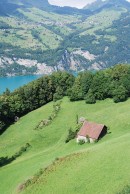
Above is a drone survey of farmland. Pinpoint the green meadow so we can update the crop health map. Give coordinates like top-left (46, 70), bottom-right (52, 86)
top-left (0, 7), bottom-right (125, 52)
top-left (78, 8), bottom-right (126, 36)
top-left (0, 97), bottom-right (130, 194)
top-left (0, 7), bottom-right (79, 51)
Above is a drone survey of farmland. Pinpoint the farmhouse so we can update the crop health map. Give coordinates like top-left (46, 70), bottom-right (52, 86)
top-left (77, 121), bottom-right (107, 143)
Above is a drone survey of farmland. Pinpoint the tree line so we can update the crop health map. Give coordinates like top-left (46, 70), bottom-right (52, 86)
top-left (70, 65), bottom-right (130, 103)
top-left (0, 71), bottom-right (74, 133)
top-left (0, 64), bottom-right (130, 133)
top-left (69, 64), bottom-right (130, 104)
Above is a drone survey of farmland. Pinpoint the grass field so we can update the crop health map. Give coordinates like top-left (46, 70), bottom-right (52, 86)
top-left (0, 97), bottom-right (130, 194)
top-left (0, 7), bottom-right (79, 51)
top-left (0, 7), bottom-right (125, 53)
top-left (78, 8), bottom-right (126, 36)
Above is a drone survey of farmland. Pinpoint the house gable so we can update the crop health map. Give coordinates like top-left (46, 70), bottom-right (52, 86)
top-left (77, 121), bottom-right (106, 140)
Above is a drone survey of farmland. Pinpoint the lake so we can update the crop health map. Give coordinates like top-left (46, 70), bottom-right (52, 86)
top-left (0, 75), bottom-right (42, 94)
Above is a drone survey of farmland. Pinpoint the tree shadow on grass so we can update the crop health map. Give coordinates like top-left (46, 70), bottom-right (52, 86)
top-left (0, 143), bottom-right (31, 168)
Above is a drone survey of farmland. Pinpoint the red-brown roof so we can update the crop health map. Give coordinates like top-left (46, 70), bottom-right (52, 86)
top-left (78, 121), bottom-right (105, 140)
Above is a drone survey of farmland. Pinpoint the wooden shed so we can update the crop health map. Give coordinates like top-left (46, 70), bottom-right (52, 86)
top-left (77, 121), bottom-right (107, 143)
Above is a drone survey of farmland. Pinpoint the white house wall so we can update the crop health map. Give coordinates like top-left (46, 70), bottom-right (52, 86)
top-left (77, 135), bottom-right (89, 143)
top-left (77, 136), bottom-right (97, 143)
top-left (89, 138), bottom-right (97, 143)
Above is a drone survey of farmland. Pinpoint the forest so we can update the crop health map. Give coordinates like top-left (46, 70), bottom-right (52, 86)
top-left (0, 64), bottom-right (130, 134)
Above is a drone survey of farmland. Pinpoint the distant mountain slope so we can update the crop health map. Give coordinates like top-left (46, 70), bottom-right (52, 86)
top-left (0, 0), bottom-right (91, 15)
top-left (84, 0), bottom-right (130, 11)
top-left (0, 0), bottom-right (21, 16)
top-left (0, 0), bottom-right (130, 76)
top-left (7, 0), bottom-right (50, 9)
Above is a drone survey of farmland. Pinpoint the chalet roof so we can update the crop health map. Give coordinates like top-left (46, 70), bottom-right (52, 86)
top-left (77, 121), bottom-right (105, 140)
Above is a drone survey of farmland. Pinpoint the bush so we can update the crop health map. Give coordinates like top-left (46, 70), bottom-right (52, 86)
top-left (53, 93), bottom-right (63, 102)
top-left (65, 128), bottom-right (76, 143)
top-left (113, 85), bottom-right (128, 103)
top-left (53, 87), bottom-right (64, 102)
top-left (65, 123), bottom-right (82, 143)
top-left (35, 102), bottom-right (61, 129)
top-left (78, 139), bottom-right (85, 145)
top-left (85, 89), bottom-right (96, 104)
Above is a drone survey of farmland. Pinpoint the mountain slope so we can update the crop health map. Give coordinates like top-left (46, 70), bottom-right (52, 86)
top-left (0, 0), bottom-right (21, 16)
top-left (0, 0), bottom-right (130, 76)
top-left (0, 97), bottom-right (130, 194)
top-left (84, 0), bottom-right (130, 11)
top-left (22, 134), bottom-right (130, 194)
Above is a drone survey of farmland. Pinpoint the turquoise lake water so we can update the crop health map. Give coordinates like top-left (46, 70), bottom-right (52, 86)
top-left (0, 75), bottom-right (42, 94)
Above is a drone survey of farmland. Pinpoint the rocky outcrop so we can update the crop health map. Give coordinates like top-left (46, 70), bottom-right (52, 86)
top-left (56, 49), bottom-right (100, 72)
top-left (0, 57), bottom-right (54, 76)
top-left (0, 49), bottom-right (105, 76)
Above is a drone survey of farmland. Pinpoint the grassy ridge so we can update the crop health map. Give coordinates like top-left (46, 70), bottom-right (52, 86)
top-left (0, 97), bottom-right (130, 194)
top-left (22, 134), bottom-right (130, 194)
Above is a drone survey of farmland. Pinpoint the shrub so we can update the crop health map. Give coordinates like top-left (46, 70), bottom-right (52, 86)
top-left (53, 93), bottom-right (63, 102)
top-left (65, 128), bottom-right (76, 143)
top-left (113, 85), bottom-right (128, 103)
top-left (53, 87), bottom-right (64, 102)
top-left (76, 114), bottom-right (79, 124)
top-left (85, 89), bottom-right (96, 104)
top-left (78, 139), bottom-right (85, 145)
top-left (86, 135), bottom-right (90, 143)
top-left (65, 123), bottom-right (82, 143)
top-left (35, 102), bottom-right (61, 130)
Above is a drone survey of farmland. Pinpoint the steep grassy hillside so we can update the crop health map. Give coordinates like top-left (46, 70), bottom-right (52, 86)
top-left (0, 97), bottom-right (130, 194)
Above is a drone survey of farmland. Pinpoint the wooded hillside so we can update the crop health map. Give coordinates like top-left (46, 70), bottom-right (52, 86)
top-left (1, 64), bottom-right (130, 133)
